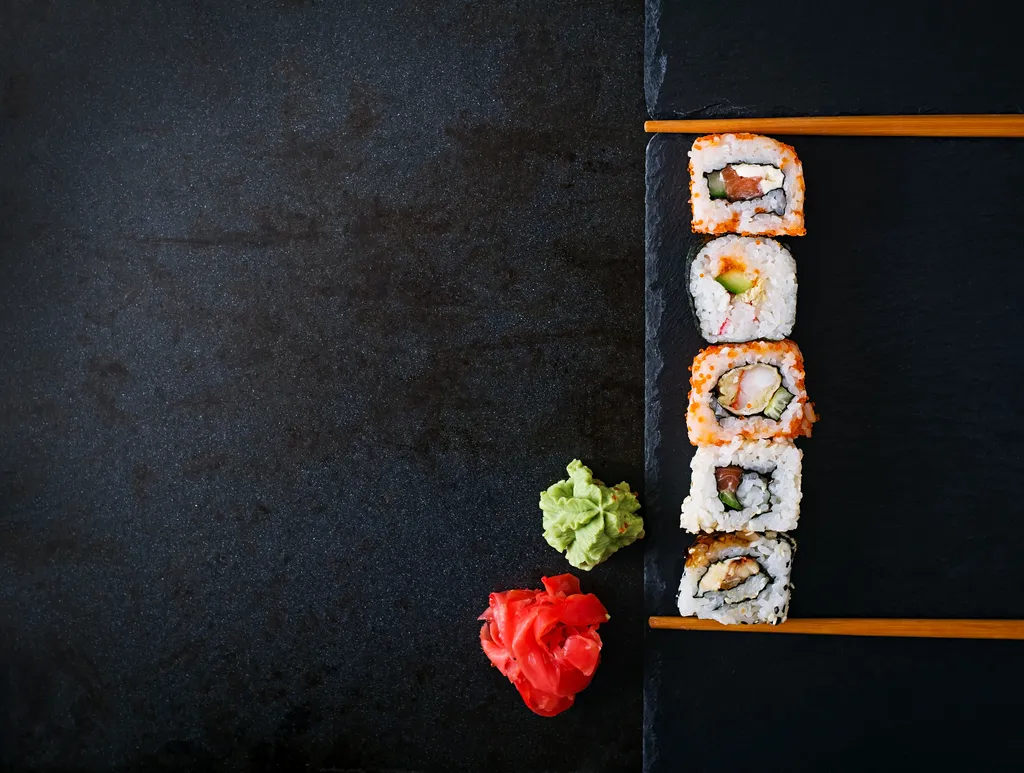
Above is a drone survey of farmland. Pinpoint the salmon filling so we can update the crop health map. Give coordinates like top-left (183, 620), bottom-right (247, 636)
top-left (706, 163), bottom-right (785, 201)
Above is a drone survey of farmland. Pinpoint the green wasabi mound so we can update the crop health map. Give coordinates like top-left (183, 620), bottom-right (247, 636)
top-left (539, 460), bottom-right (644, 571)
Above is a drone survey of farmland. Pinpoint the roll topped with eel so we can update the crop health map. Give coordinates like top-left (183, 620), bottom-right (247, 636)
top-left (677, 531), bottom-right (795, 625)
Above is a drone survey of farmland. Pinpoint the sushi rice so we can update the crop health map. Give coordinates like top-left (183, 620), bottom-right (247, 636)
top-left (689, 235), bottom-right (797, 343)
top-left (677, 530), bottom-right (795, 625)
top-left (680, 439), bottom-right (802, 533)
top-left (687, 339), bottom-right (817, 446)
top-left (689, 133), bottom-right (805, 236)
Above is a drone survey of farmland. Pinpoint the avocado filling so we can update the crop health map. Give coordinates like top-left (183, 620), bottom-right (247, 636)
top-left (715, 269), bottom-right (753, 295)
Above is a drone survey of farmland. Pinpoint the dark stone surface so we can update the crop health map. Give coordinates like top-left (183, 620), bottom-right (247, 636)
top-left (0, 1), bottom-right (645, 771)
top-left (645, 0), bottom-right (1024, 119)
top-left (644, 133), bottom-right (1024, 773)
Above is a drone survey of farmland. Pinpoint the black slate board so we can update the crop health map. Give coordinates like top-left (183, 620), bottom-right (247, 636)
top-left (645, 0), bottom-right (1024, 119)
top-left (644, 133), bottom-right (1024, 772)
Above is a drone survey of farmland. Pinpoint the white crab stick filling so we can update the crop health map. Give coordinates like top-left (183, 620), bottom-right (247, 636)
top-left (730, 164), bottom-right (785, 194)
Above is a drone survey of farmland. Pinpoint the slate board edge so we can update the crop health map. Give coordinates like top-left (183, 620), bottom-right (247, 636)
top-left (641, 132), bottom-right (663, 773)
top-left (643, 0), bottom-right (664, 120)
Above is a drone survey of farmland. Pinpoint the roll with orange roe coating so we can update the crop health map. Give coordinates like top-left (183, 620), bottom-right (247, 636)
top-left (689, 133), bottom-right (806, 237)
top-left (686, 339), bottom-right (817, 446)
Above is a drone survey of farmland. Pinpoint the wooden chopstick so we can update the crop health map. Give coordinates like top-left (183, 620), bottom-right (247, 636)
top-left (644, 115), bottom-right (1024, 137)
top-left (648, 616), bottom-right (1024, 640)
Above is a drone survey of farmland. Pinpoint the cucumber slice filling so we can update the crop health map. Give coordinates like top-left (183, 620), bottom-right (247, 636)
top-left (763, 387), bottom-right (793, 420)
top-left (718, 490), bottom-right (743, 511)
top-left (706, 170), bottom-right (727, 199)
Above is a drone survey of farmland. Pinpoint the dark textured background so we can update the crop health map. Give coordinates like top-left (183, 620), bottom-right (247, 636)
top-left (0, 1), bottom-right (644, 771)
top-left (645, 134), bottom-right (1024, 773)
top-left (645, 0), bottom-right (1024, 119)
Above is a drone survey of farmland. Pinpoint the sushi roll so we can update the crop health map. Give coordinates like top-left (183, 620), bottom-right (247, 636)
top-left (677, 530), bottom-right (795, 625)
top-left (680, 439), bottom-right (802, 534)
top-left (689, 235), bottom-right (797, 343)
top-left (687, 339), bottom-right (816, 446)
top-left (689, 133), bottom-right (805, 237)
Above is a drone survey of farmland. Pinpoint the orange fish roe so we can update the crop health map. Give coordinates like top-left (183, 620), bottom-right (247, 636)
top-left (689, 133), bottom-right (804, 237)
top-left (718, 256), bottom-right (745, 274)
top-left (686, 339), bottom-right (816, 446)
